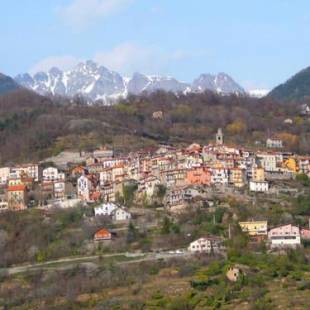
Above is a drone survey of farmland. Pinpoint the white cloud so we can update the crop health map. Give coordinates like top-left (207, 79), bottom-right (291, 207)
top-left (94, 42), bottom-right (188, 76)
top-left (29, 43), bottom-right (190, 77)
top-left (30, 56), bottom-right (81, 74)
top-left (94, 43), bottom-right (157, 75)
top-left (59, 0), bottom-right (133, 29)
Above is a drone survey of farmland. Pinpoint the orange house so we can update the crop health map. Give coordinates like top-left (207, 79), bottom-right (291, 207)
top-left (94, 228), bottom-right (112, 241)
top-left (186, 167), bottom-right (211, 186)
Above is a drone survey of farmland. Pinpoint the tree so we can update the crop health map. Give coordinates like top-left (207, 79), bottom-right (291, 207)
top-left (122, 184), bottom-right (138, 207)
top-left (126, 222), bottom-right (139, 243)
top-left (161, 217), bottom-right (172, 234)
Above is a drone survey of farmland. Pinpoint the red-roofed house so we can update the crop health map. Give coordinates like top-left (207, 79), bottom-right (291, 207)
top-left (7, 184), bottom-right (27, 210)
top-left (94, 228), bottom-right (112, 241)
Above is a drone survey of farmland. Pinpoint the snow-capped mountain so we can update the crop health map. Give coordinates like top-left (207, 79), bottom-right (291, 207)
top-left (248, 89), bottom-right (270, 98)
top-left (15, 60), bottom-right (246, 103)
top-left (192, 73), bottom-right (245, 94)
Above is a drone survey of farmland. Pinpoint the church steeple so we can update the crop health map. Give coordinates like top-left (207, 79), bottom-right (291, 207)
top-left (216, 128), bottom-right (223, 145)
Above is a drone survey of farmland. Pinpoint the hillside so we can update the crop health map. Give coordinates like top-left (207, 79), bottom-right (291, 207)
top-left (269, 67), bottom-right (310, 101)
top-left (0, 89), bottom-right (307, 165)
top-left (0, 73), bottom-right (20, 95)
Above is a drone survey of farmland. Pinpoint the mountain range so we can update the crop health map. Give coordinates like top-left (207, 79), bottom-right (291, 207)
top-left (15, 60), bottom-right (246, 102)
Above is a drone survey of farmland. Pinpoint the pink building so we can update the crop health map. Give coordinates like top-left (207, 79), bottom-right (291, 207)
top-left (301, 228), bottom-right (310, 240)
top-left (268, 224), bottom-right (301, 248)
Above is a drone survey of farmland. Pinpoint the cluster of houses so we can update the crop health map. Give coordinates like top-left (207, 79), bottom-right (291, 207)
top-left (239, 220), bottom-right (310, 248)
top-left (0, 129), bottom-right (310, 213)
top-left (187, 221), bottom-right (310, 254)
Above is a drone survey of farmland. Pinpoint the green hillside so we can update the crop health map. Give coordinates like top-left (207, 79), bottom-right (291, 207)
top-left (269, 67), bottom-right (310, 101)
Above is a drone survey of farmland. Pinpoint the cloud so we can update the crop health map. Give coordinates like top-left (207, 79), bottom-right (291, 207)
top-left (29, 43), bottom-right (190, 76)
top-left (59, 0), bottom-right (133, 29)
top-left (94, 42), bottom-right (188, 76)
top-left (30, 56), bottom-right (81, 74)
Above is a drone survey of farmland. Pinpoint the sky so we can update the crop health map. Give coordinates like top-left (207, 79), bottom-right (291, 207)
top-left (1, 0), bottom-right (310, 90)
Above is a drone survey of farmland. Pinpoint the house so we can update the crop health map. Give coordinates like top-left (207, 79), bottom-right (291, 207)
top-left (210, 167), bottom-right (229, 185)
top-left (138, 175), bottom-right (160, 197)
top-left (93, 147), bottom-right (114, 159)
top-left (301, 228), bottom-right (310, 240)
top-left (7, 184), bottom-right (28, 210)
top-left (266, 138), bottom-right (283, 149)
top-left (188, 236), bottom-right (223, 254)
top-left (111, 207), bottom-right (131, 221)
top-left (90, 191), bottom-right (101, 202)
top-left (0, 195), bottom-right (8, 212)
top-left (94, 202), bottom-right (118, 216)
top-left (77, 175), bottom-right (92, 201)
top-left (42, 167), bottom-right (65, 182)
top-left (152, 111), bottom-right (163, 120)
top-left (186, 143), bottom-right (202, 154)
top-left (165, 186), bottom-right (185, 207)
top-left (99, 168), bottom-right (112, 186)
top-left (101, 182), bottom-right (116, 202)
top-left (71, 166), bottom-right (87, 178)
top-left (239, 221), bottom-right (268, 238)
top-left (160, 169), bottom-right (187, 188)
top-left (94, 228), bottom-right (112, 241)
top-left (284, 118), bottom-right (293, 125)
top-left (13, 164), bottom-right (39, 182)
top-left (268, 224), bottom-right (301, 248)
top-left (297, 157), bottom-right (310, 175)
top-left (0, 167), bottom-right (10, 186)
top-left (301, 104), bottom-right (310, 116)
top-left (252, 167), bottom-right (265, 182)
top-left (229, 168), bottom-right (245, 188)
top-left (283, 158), bottom-right (298, 173)
top-left (226, 266), bottom-right (242, 282)
top-left (186, 167), bottom-right (211, 186)
top-left (257, 153), bottom-right (278, 172)
top-left (54, 181), bottom-right (66, 199)
top-left (249, 180), bottom-right (269, 192)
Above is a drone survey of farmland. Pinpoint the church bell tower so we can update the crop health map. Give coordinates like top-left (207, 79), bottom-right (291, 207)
top-left (216, 128), bottom-right (223, 145)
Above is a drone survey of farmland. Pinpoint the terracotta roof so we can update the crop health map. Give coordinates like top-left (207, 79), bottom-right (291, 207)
top-left (7, 184), bottom-right (26, 191)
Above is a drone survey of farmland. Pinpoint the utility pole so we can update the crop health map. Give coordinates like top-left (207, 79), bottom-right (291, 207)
top-left (228, 224), bottom-right (231, 239)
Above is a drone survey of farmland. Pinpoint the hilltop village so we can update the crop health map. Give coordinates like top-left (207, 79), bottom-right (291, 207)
top-left (0, 128), bottom-right (309, 252)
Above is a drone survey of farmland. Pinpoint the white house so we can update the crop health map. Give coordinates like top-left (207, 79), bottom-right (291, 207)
top-left (139, 176), bottom-right (160, 197)
top-left (268, 224), bottom-right (301, 248)
top-left (0, 167), bottom-right (10, 186)
top-left (43, 167), bottom-right (65, 182)
top-left (54, 181), bottom-right (66, 198)
top-left (257, 154), bottom-right (277, 172)
top-left (188, 237), bottom-right (223, 254)
top-left (249, 180), bottom-right (269, 192)
top-left (266, 138), bottom-right (283, 149)
top-left (112, 207), bottom-right (131, 221)
top-left (12, 164), bottom-right (39, 182)
top-left (94, 202), bottom-right (118, 216)
top-left (77, 175), bottom-right (92, 201)
top-left (210, 168), bottom-right (229, 185)
top-left (99, 169), bottom-right (112, 186)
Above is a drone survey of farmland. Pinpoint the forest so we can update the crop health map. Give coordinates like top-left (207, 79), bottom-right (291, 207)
top-left (0, 89), bottom-right (309, 165)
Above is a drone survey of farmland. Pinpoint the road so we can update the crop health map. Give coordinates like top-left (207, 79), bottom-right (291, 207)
top-left (0, 250), bottom-right (191, 276)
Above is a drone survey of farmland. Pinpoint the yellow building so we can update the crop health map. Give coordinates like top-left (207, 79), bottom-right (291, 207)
top-left (252, 167), bottom-right (265, 182)
top-left (229, 168), bottom-right (245, 188)
top-left (239, 221), bottom-right (268, 236)
top-left (284, 157), bottom-right (298, 173)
